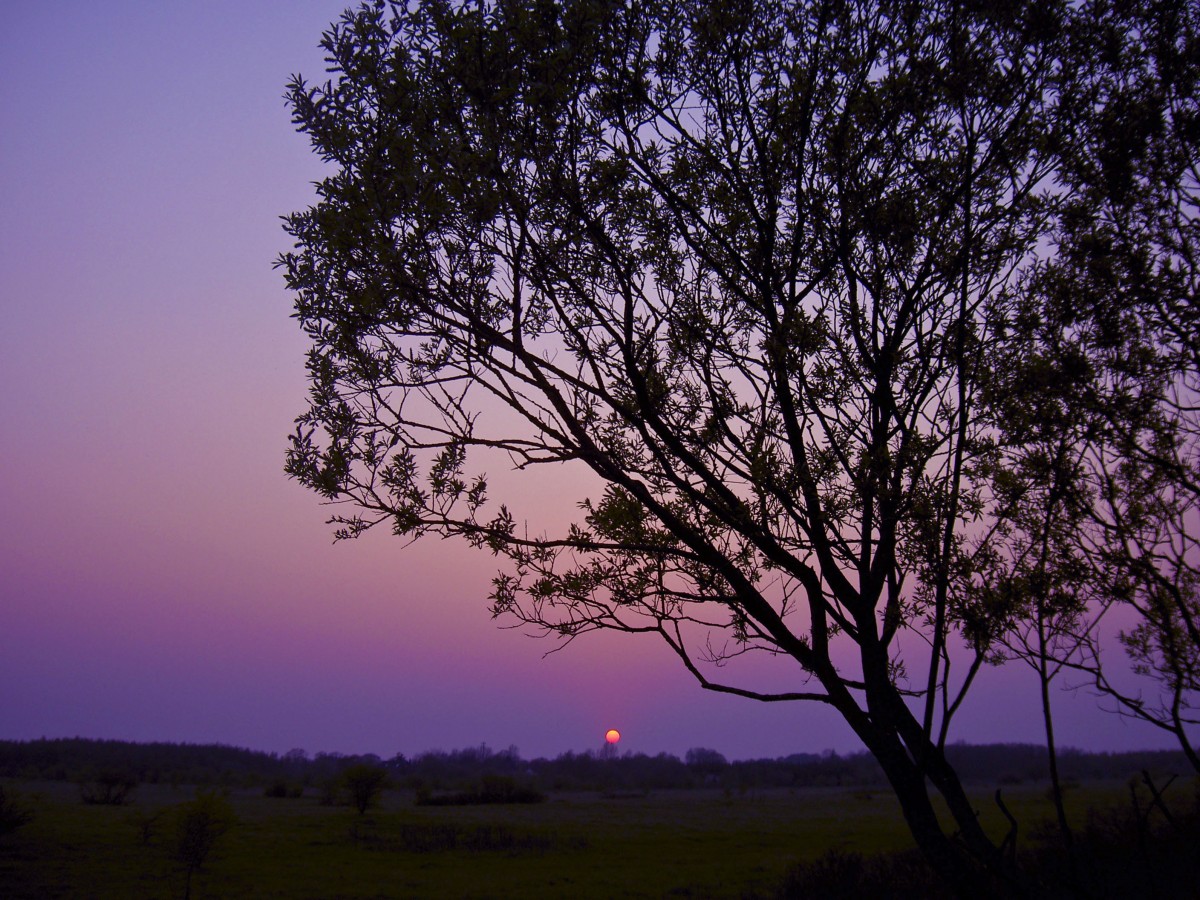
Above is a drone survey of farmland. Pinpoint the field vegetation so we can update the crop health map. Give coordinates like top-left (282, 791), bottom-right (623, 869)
top-left (2, 773), bottom-right (1197, 898)
top-left (3, 739), bottom-right (1198, 896)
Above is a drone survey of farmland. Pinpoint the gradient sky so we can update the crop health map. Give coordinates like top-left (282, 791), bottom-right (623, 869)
top-left (0, 1), bottom-right (1188, 762)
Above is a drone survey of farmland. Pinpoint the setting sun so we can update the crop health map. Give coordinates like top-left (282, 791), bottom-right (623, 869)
top-left (604, 729), bottom-right (621, 744)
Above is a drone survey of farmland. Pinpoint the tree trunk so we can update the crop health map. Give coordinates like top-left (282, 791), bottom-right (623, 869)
top-left (834, 689), bottom-right (1026, 897)
top-left (836, 649), bottom-right (1027, 897)
top-left (867, 731), bottom-right (1006, 894)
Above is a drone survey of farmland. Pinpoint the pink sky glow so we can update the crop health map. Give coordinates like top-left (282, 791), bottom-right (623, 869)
top-left (0, 1), bottom-right (1190, 762)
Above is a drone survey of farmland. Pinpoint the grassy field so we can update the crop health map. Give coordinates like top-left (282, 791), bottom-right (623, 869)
top-left (0, 779), bottom-right (1135, 899)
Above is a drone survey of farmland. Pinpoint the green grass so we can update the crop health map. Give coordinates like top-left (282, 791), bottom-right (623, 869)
top-left (0, 780), bottom-right (1125, 899)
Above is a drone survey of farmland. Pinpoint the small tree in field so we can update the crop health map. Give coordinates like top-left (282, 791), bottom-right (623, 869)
top-left (281, 0), bottom-right (1198, 892)
top-left (171, 790), bottom-right (235, 900)
top-left (342, 763), bottom-right (388, 815)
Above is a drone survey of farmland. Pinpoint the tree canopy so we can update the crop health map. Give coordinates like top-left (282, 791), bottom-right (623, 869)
top-left (281, 0), bottom-right (1198, 891)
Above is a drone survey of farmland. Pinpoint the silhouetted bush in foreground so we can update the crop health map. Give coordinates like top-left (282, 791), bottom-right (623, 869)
top-left (776, 777), bottom-right (1200, 899)
top-left (1022, 778), bottom-right (1200, 899)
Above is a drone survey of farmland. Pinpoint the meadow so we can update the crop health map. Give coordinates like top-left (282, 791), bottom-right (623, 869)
top-left (0, 778), bottom-right (1148, 899)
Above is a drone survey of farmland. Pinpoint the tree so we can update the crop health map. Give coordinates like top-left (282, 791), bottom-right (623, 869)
top-left (342, 762), bottom-right (389, 815)
top-left (280, 0), bottom-right (1193, 891)
top-left (170, 790), bottom-right (235, 900)
top-left (1054, 0), bottom-right (1200, 773)
top-left (985, 0), bottom-right (1200, 775)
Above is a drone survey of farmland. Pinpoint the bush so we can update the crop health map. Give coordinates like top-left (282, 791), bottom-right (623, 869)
top-left (775, 781), bottom-right (1200, 900)
top-left (1023, 779), bottom-right (1200, 898)
top-left (79, 769), bottom-right (137, 805)
top-left (263, 778), bottom-right (303, 799)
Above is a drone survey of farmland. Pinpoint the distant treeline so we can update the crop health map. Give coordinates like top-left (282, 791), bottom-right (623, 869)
top-left (0, 737), bottom-right (1189, 793)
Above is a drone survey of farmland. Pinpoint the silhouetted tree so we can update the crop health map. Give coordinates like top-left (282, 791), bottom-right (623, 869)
top-left (1056, 0), bottom-right (1200, 774)
top-left (280, 0), bottom-right (1197, 891)
top-left (342, 763), bottom-right (388, 814)
top-left (170, 790), bottom-right (235, 900)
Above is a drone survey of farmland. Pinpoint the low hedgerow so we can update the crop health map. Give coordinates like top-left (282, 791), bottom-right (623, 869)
top-left (415, 774), bottom-right (544, 807)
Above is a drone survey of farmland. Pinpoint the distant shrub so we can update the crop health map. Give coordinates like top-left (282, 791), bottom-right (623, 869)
top-left (263, 779), bottom-right (287, 798)
top-left (263, 778), bottom-right (303, 799)
top-left (0, 784), bottom-right (35, 837)
top-left (79, 769), bottom-right (137, 805)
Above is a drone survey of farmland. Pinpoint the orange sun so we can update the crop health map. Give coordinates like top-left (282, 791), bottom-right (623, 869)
top-left (605, 728), bottom-right (621, 744)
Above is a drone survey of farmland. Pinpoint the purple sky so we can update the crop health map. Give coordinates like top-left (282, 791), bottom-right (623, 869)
top-left (0, 1), bottom-right (1188, 762)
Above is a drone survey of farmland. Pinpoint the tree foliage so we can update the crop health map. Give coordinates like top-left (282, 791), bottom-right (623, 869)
top-left (281, 0), bottom-right (1198, 890)
top-left (982, 0), bottom-right (1200, 771)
